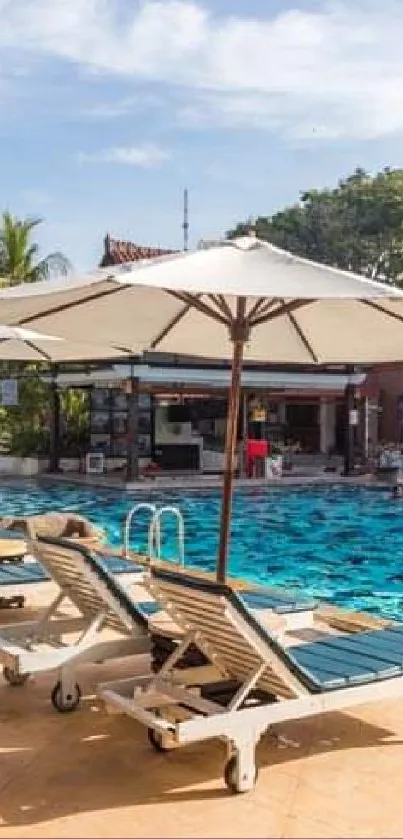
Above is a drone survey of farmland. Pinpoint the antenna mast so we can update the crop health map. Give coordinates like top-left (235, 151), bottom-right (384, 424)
top-left (182, 188), bottom-right (189, 251)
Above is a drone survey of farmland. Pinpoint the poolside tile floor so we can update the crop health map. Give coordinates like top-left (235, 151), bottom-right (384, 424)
top-left (1, 587), bottom-right (403, 838)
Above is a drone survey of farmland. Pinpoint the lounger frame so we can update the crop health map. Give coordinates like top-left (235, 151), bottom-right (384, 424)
top-left (98, 568), bottom-right (403, 793)
top-left (0, 536), bottom-right (150, 709)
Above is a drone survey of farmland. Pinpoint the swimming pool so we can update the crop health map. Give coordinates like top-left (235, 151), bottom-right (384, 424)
top-left (1, 480), bottom-right (403, 620)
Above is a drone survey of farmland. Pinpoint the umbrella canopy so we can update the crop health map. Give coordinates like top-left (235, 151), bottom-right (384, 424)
top-left (2, 233), bottom-right (403, 581)
top-left (1, 236), bottom-right (403, 364)
top-left (0, 325), bottom-right (132, 363)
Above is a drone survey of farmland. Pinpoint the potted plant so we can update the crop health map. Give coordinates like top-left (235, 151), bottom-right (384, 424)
top-left (8, 426), bottom-right (49, 475)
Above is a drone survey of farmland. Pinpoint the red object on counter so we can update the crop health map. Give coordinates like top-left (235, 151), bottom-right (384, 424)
top-left (247, 439), bottom-right (269, 459)
top-left (246, 438), bottom-right (270, 477)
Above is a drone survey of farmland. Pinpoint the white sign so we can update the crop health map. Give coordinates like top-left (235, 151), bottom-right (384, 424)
top-left (1, 379), bottom-right (18, 407)
top-left (349, 409), bottom-right (359, 426)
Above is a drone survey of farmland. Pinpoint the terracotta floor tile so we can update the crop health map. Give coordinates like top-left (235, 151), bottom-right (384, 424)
top-left (2, 602), bottom-right (403, 839)
top-left (282, 814), bottom-right (354, 838)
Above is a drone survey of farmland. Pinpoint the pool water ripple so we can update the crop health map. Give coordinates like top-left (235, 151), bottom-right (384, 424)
top-left (2, 481), bottom-right (403, 620)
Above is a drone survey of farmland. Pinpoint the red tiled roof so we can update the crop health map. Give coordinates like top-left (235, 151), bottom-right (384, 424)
top-left (100, 234), bottom-right (177, 267)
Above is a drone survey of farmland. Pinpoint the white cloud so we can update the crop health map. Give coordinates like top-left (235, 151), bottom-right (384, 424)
top-left (77, 143), bottom-right (170, 167)
top-left (80, 93), bottom-right (162, 119)
top-left (1, 0), bottom-right (403, 141)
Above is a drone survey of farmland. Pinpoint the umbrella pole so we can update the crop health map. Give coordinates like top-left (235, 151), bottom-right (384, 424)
top-left (217, 297), bottom-right (247, 583)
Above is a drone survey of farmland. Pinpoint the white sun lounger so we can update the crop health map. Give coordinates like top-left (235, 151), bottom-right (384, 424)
top-left (0, 535), bottom-right (151, 712)
top-left (99, 565), bottom-right (403, 794)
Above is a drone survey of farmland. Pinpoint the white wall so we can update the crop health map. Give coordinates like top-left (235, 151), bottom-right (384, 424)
top-left (154, 405), bottom-right (203, 470)
top-left (154, 405), bottom-right (196, 444)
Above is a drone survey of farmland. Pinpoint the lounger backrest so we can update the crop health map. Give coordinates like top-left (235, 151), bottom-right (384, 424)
top-left (33, 536), bottom-right (148, 635)
top-left (148, 567), bottom-right (310, 698)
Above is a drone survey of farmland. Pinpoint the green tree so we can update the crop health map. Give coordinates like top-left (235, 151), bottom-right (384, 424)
top-left (227, 168), bottom-right (403, 284)
top-left (0, 212), bottom-right (79, 457)
top-left (0, 212), bottom-right (71, 286)
top-left (60, 388), bottom-right (90, 454)
top-left (0, 370), bottom-right (51, 456)
top-left (0, 378), bottom-right (91, 459)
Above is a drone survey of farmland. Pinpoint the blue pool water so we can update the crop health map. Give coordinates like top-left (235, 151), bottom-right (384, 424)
top-left (2, 481), bottom-right (403, 620)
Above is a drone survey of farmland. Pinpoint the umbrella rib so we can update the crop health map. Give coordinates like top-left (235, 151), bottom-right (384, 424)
top-left (114, 344), bottom-right (138, 354)
top-left (17, 283), bottom-right (130, 327)
top-left (283, 301), bottom-right (318, 363)
top-left (251, 298), bottom-right (315, 327)
top-left (209, 295), bottom-right (233, 321)
top-left (218, 294), bottom-right (234, 320)
top-left (24, 340), bottom-right (51, 361)
top-left (167, 291), bottom-right (231, 326)
top-left (150, 294), bottom-right (201, 349)
top-left (361, 298), bottom-right (403, 325)
top-left (0, 335), bottom-right (49, 361)
top-left (248, 298), bottom-right (277, 324)
top-left (247, 297), bottom-right (266, 320)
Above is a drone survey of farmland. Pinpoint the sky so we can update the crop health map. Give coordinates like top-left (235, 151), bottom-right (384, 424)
top-left (1, 0), bottom-right (403, 271)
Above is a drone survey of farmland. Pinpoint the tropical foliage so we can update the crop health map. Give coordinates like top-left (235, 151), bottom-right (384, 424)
top-left (60, 388), bottom-right (90, 454)
top-left (227, 168), bottom-right (403, 285)
top-left (0, 380), bottom-right (90, 458)
top-left (0, 211), bottom-right (79, 457)
top-left (0, 373), bottom-right (51, 456)
top-left (0, 212), bottom-right (71, 286)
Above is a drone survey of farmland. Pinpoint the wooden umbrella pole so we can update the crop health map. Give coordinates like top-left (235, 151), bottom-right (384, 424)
top-left (217, 297), bottom-right (248, 583)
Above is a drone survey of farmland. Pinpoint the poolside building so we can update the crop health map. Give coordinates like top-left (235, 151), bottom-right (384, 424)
top-left (34, 237), bottom-right (384, 481)
top-left (45, 358), bottom-right (372, 480)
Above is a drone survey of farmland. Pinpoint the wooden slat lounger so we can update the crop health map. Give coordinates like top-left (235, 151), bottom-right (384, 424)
top-left (0, 536), bottom-right (151, 711)
top-left (98, 565), bottom-right (403, 794)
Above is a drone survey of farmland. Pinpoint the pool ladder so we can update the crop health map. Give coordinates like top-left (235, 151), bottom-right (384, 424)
top-left (122, 502), bottom-right (185, 567)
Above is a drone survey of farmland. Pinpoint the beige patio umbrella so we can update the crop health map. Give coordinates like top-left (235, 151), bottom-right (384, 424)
top-left (0, 325), bottom-right (132, 362)
top-left (2, 234), bottom-right (403, 580)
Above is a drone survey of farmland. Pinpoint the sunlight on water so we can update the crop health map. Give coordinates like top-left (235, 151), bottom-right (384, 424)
top-left (1, 480), bottom-right (403, 620)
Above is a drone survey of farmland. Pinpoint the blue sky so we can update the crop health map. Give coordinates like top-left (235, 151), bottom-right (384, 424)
top-left (0, 0), bottom-right (403, 270)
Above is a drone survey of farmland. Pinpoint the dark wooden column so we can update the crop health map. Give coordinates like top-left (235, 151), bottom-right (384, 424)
top-left (126, 375), bottom-right (139, 482)
top-left (48, 366), bottom-right (61, 473)
top-left (240, 389), bottom-right (248, 476)
top-left (150, 393), bottom-right (156, 460)
top-left (343, 367), bottom-right (356, 476)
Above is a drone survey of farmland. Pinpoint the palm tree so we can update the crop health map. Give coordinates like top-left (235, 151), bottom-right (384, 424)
top-left (0, 212), bottom-right (71, 286)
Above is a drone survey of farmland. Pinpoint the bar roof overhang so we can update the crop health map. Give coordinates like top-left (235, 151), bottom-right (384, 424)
top-left (44, 363), bottom-right (367, 392)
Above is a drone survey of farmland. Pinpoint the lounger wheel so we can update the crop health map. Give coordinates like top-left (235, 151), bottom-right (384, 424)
top-left (3, 666), bottom-right (29, 686)
top-left (50, 680), bottom-right (81, 713)
top-left (224, 756), bottom-right (259, 795)
top-left (147, 727), bottom-right (172, 753)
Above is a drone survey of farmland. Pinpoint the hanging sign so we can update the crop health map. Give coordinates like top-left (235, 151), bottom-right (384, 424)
top-left (1, 379), bottom-right (18, 407)
top-left (251, 407), bottom-right (266, 423)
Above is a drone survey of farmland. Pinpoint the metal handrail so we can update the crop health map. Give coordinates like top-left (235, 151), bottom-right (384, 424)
top-left (122, 502), bottom-right (157, 559)
top-left (150, 505), bottom-right (185, 567)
